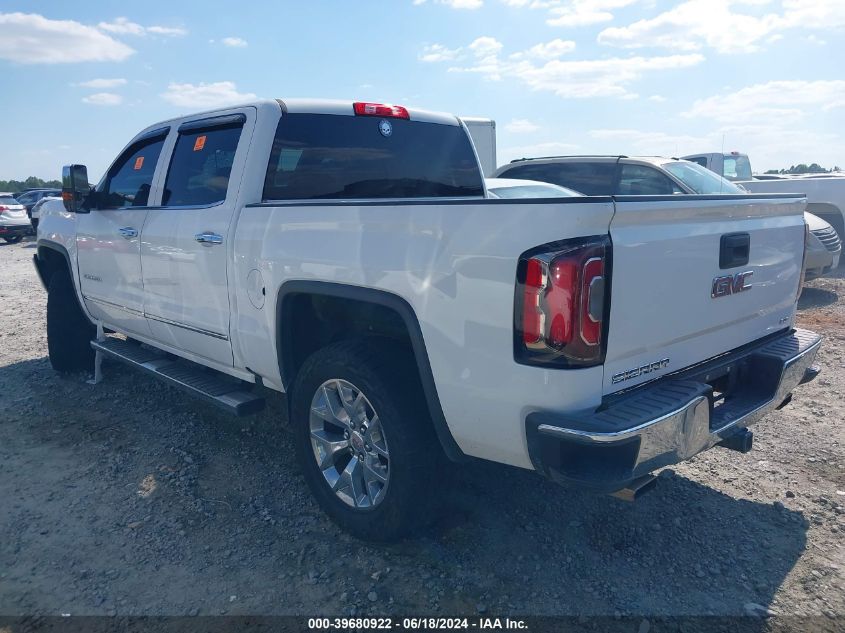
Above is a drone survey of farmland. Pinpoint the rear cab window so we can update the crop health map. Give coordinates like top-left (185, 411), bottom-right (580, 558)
top-left (163, 114), bottom-right (245, 206)
top-left (263, 114), bottom-right (483, 200)
top-left (722, 155), bottom-right (752, 181)
top-left (498, 162), bottom-right (616, 196)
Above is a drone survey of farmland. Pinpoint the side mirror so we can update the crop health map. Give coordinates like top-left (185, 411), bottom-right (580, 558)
top-left (62, 164), bottom-right (91, 213)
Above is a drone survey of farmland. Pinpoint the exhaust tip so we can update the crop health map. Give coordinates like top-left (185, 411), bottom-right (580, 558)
top-left (610, 474), bottom-right (657, 502)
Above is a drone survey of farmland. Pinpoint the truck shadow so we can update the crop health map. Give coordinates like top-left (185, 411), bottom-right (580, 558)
top-left (418, 459), bottom-right (808, 617)
top-left (798, 287), bottom-right (838, 310)
top-left (0, 356), bottom-right (808, 620)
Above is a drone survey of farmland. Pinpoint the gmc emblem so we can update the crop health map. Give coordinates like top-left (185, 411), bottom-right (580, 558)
top-left (712, 271), bottom-right (753, 298)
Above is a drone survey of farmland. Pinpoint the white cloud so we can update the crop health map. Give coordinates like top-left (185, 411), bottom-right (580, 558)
top-left (76, 78), bottom-right (127, 89)
top-left (505, 119), bottom-right (541, 133)
top-left (0, 12), bottom-right (134, 64)
top-left (98, 17), bottom-right (186, 37)
top-left (547, 0), bottom-right (639, 27)
top-left (414, 0), bottom-right (484, 8)
top-left (496, 0), bottom-right (638, 26)
top-left (588, 128), bottom-right (713, 155)
top-left (422, 36), bottom-right (704, 98)
top-left (160, 81), bottom-right (258, 108)
top-left (598, 0), bottom-right (845, 54)
top-left (419, 43), bottom-right (462, 62)
top-left (97, 17), bottom-right (145, 36)
top-left (499, 141), bottom-right (580, 163)
top-left (222, 36), bottom-right (248, 48)
top-left (678, 79), bottom-right (845, 171)
top-left (780, 0), bottom-right (845, 29)
top-left (82, 92), bottom-right (123, 106)
top-left (648, 94), bottom-right (666, 102)
top-left (509, 38), bottom-right (576, 60)
top-left (684, 80), bottom-right (845, 123)
top-left (147, 25), bottom-right (187, 36)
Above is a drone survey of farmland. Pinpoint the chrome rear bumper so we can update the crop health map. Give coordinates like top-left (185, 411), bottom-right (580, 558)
top-left (525, 328), bottom-right (821, 493)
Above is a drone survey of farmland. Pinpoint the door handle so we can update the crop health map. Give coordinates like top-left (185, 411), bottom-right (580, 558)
top-left (118, 227), bottom-right (138, 239)
top-left (195, 232), bottom-right (223, 246)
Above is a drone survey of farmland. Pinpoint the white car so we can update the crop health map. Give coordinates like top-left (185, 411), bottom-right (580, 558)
top-left (29, 194), bottom-right (61, 232)
top-left (805, 212), bottom-right (842, 280)
top-left (485, 177), bottom-right (582, 198)
top-left (35, 99), bottom-right (820, 540)
top-left (0, 193), bottom-right (31, 243)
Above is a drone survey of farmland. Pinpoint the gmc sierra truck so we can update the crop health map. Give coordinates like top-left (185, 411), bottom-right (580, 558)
top-left (34, 99), bottom-right (821, 540)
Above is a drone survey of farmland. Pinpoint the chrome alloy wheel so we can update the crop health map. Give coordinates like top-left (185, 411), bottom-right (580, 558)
top-left (309, 379), bottom-right (390, 509)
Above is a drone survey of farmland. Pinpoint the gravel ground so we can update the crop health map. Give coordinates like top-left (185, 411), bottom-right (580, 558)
top-left (1, 237), bottom-right (843, 619)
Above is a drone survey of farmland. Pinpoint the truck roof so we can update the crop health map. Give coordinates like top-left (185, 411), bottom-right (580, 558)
top-left (134, 98), bottom-right (460, 140)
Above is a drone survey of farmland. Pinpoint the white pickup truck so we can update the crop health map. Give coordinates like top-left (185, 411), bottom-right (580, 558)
top-left (683, 152), bottom-right (845, 242)
top-left (35, 99), bottom-right (821, 540)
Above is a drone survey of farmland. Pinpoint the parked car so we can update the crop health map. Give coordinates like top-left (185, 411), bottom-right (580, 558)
top-left (15, 188), bottom-right (62, 216)
top-left (35, 99), bottom-right (819, 540)
top-left (496, 155), bottom-right (839, 281)
top-left (0, 193), bottom-right (32, 243)
top-left (494, 155), bottom-right (740, 196)
top-left (683, 152), bottom-right (845, 244)
top-left (29, 193), bottom-right (62, 231)
top-left (485, 177), bottom-right (581, 198)
top-left (805, 212), bottom-right (842, 280)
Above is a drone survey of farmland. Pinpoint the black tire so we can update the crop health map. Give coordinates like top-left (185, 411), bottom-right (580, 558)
top-left (47, 269), bottom-right (95, 373)
top-left (3, 235), bottom-right (23, 244)
top-left (290, 338), bottom-right (442, 541)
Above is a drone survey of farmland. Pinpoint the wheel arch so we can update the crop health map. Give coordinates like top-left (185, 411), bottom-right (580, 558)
top-left (806, 202), bottom-right (845, 238)
top-left (34, 239), bottom-right (73, 290)
top-left (276, 281), bottom-right (466, 462)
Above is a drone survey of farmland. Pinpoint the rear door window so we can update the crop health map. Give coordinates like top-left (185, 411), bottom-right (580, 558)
top-left (497, 162), bottom-right (617, 196)
top-left (617, 164), bottom-right (684, 195)
top-left (263, 114), bottom-right (483, 200)
top-left (163, 117), bottom-right (245, 206)
top-left (99, 136), bottom-right (166, 209)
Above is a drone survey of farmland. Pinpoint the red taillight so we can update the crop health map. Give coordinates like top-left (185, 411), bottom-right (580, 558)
top-left (522, 259), bottom-right (545, 346)
top-left (353, 102), bottom-right (410, 119)
top-left (547, 259), bottom-right (577, 347)
top-left (0, 206), bottom-right (7, 212)
top-left (580, 257), bottom-right (604, 346)
top-left (515, 237), bottom-right (610, 367)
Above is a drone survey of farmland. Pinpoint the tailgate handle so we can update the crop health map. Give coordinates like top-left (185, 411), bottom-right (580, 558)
top-left (720, 233), bottom-right (750, 269)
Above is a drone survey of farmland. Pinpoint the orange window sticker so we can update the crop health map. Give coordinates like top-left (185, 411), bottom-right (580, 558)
top-left (133, 156), bottom-right (144, 170)
top-left (193, 135), bottom-right (207, 152)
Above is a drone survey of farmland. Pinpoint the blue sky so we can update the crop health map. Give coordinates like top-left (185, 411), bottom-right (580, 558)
top-left (1, 0), bottom-right (843, 180)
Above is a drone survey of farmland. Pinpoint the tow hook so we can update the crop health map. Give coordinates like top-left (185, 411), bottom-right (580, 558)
top-left (718, 428), bottom-right (753, 453)
top-left (610, 474), bottom-right (657, 502)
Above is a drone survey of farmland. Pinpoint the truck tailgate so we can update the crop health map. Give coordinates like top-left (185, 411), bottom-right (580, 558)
top-left (603, 195), bottom-right (806, 394)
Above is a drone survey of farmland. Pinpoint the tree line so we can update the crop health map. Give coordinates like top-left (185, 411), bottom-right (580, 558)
top-left (765, 163), bottom-right (842, 175)
top-left (0, 176), bottom-right (62, 193)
